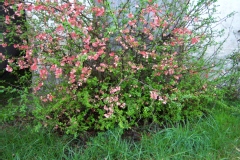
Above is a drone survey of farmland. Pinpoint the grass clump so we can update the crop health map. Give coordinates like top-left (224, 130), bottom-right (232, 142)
top-left (1, 107), bottom-right (240, 159)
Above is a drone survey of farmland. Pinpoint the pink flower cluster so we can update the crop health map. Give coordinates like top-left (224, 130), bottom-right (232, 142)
top-left (69, 68), bottom-right (76, 84)
top-left (128, 61), bottom-right (144, 72)
top-left (110, 86), bottom-right (121, 94)
top-left (150, 91), bottom-right (167, 104)
top-left (40, 93), bottom-right (54, 102)
top-left (50, 64), bottom-right (62, 78)
top-left (103, 105), bottom-right (114, 118)
top-left (33, 82), bottom-right (44, 93)
top-left (39, 68), bottom-right (48, 80)
top-left (0, 53), bottom-right (6, 61)
top-left (6, 65), bottom-right (13, 72)
top-left (18, 59), bottom-right (29, 69)
top-left (92, 7), bottom-right (105, 17)
top-left (5, 15), bottom-right (10, 24)
top-left (96, 63), bottom-right (108, 72)
top-left (103, 94), bottom-right (126, 118)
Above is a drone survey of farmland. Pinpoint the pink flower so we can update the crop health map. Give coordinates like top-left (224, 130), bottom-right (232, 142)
top-left (110, 86), bottom-right (121, 94)
top-left (104, 105), bottom-right (114, 118)
top-left (128, 13), bottom-right (134, 18)
top-left (0, 53), bottom-right (5, 60)
top-left (26, 3), bottom-right (34, 11)
top-left (191, 37), bottom-right (199, 44)
top-left (31, 63), bottom-right (38, 71)
top-left (75, 61), bottom-right (81, 67)
top-left (34, 5), bottom-right (46, 11)
top-left (150, 91), bottom-right (158, 100)
top-left (87, 26), bottom-right (93, 31)
top-left (104, 113), bottom-right (111, 118)
top-left (109, 52), bottom-right (115, 57)
top-left (33, 82), bottom-right (43, 93)
top-left (40, 96), bottom-right (48, 102)
top-left (149, 34), bottom-right (154, 41)
top-left (36, 33), bottom-right (47, 40)
top-left (83, 35), bottom-right (91, 44)
top-left (75, 5), bottom-right (85, 13)
top-left (120, 103), bottom-right (126, 109)
top-left (14, 44), bottom-right (19, 48)
top-left (8, 59), bottom-right (14, 63)
top-left (39, 68), bottom-right (48, 80)
top-left (1, 43), bottom-right (7, 47)
top-left (93, 7), bottom-right (105, 17)
top-left (5, 15), bottom-right (10, 24)
top-left (92, 41), bottom-right (99, 48)
top-left (47, 93), bottom-right (54, 101)
top-left (69, 68), bottom-right (77, 83)
top-left (50, 64), bottom-right (56, 71)
top-left (55, 68), bottom-right (62, 78)
top-left (6, 65), bottom-right (13, 72)
top-left (18, 59), bottom-right (27, 69)
top-left (128, 20), bottom-right (136, 26)
top-left (70, 32), bottom-right (77, 39)
top-left (56, 25), bottom-right (64, 33)
top-left (168, 68), bottom-right (174, 75)
top-left (68, 18), bottom-right (77, 26)
top-left (140, 51), bottom-right (147, 57)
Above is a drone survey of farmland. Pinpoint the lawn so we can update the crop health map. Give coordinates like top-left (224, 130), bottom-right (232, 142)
top-left (1, 107), bottom-right (240, 160)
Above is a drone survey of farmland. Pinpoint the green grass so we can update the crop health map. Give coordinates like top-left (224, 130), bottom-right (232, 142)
top-left (1, 108), bottom-right (240, 160)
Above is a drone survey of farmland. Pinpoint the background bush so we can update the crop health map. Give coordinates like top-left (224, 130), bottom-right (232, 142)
top-left (1, 0), bottom-right (237, 136)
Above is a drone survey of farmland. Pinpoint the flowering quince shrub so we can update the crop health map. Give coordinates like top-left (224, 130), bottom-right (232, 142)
top-left (1, 0), bottom-right (228, 135)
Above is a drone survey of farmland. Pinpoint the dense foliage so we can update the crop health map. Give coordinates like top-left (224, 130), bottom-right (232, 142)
top-left (0, 0), bottom-right (237, 136)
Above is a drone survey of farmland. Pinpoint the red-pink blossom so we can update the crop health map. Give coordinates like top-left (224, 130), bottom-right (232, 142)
top-left (0, 53), bottom-right (5, 60)
top-left (128, 13), bottom-right (134, 18)
top-left (109, 52), bottom-right (115, 57)
top-left (93, 7), bottom-right (105, 17)
top-left (75, 61), bottom-right (81, 67)
top-left (26, 3), bottom-right (34, 11)
top-left (47, 93), bottom-right (54, 101)
top-left (110, 86), bottom-right (121, 94)
top-left (50, 64), bottom-right (56, 71)
top-left (13, 44), bottom-right (19, 48)
top-left (92, 41), bottom-right (99, 48)
top-left (18, 59), bottom-right (28, 69)
top-left (83, 35), bottom-right (91, 44)
top-left (5, 15), bottom-right (10, 24)
top-left (75, 5), bottom-right (85, 13)
top-left (36, 33), bottom-right (47, 40)
top-left (120, 103), bottom-right (126, 109)
top-left (56, 25), bottom-right (64, 33)
top-left (6, 65), bottom-right (13, 72)
top-left (191, 37), bottom-right (200, 44)
top-left (34, 5), bottom-right (46, 11)
top-left (68, 18), bottom-right (77, 26)
top-left (150, 91), bottom-right (158, 100)
top-left (173, 27), bottom-right (192, 35)
top-left (149, 34), bottom-right (154, 41)
top-left (8, 59), bottom-right (14, 63)
top-left (33, 82), bottom-right (44, 93)
top-left (87, 26), bottom-right (93, 31)
top-left (55, 68), bottom-right (62, 78)
top-left (1, 43), bottom-right (7, 47)
top-left (39, 68), bottom-right (48, 80)
top-left (168, 68), bottom-right (175, 75)
top-left (70, 32), bottom-right (78, 39)
top-left (31, 58), bottom-right (38, 71)
top-left (4, 1), bottom-right (9, 6)
top-left (19, 45), bottom-right (29, 50)
top-left (128, 20), bottom-right (136, 26)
